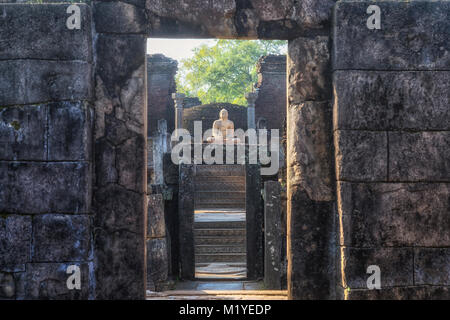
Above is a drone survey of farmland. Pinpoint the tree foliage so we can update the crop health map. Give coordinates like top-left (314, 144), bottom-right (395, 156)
top-left (176, 40), bottom-right (287, 106)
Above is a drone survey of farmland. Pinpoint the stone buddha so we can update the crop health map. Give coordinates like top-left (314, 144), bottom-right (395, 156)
top-left (206, 109), bottom-right (240, 144)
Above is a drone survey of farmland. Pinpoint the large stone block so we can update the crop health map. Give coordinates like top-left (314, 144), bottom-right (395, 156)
top-left (0, 215), bottom-right (31, 272)
top-left (338, 182), bottom-right (450, 247)
top-left (335, 130), bottom-right (388, 181)
top-left (0, 4), bottom-right (92, 61)
top-left (146, 238), bottom-right (168, 291)
top-left (0, 105), bottom-right (47, 161)
top-left (94, 229), bottom-right (145, 299)
top-left (0, 162), bottom-right (91, 214)
top-left (288, 186), bottom-right (335, 299)
top-left (340, 247), bottom-right (413, 289)
top-left (48, 101), bottom-right (93, 161)
top-left (287, 102), bottom-right (334, 201)
top-left (334, 1), bottom-right (450, 70)
top-left (0, 60), bottom-right (92, 106)
top-left (389, 132), bottom-right (450, 181)
top-left (32, 215), bottom-right (91, 262)
top-left (25, 263), bottom-right (90, 300)
top-left (147, 194), bottom-right (165, 238)
top-left (333, 71), bottom-right (450, 130)
top-left (288, 36), bottom-right (331, 104)
top-left (414, 248), bottom-right (450, 286)
top-left (94, 2), bottom-right (147, 34)
top-left (146, 0), bottom-right (237, 38)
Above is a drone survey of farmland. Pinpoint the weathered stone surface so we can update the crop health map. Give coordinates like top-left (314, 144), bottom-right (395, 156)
top-left (0, 162), bottom-right (91, 214)
top-left (32, 215), bottom-right (91, 262)
top-left (0, 60), bottom-right (92, 106)
top-left (389, 132), bottom-right (450, 181)
top-left (288, 36), bottom-right (331, 104)
top-left (264, 181), bottom-right (283, 290)
top-left (288, 185), bottom-right (335, 299)
top-left (147, 54), bottom-right (178, 134)
top-left (146, 238), bottom-right (168, 291)
top-left (0, 215), bottom-right (31, 272)
top-left (0, 4), bottom-right (92, 61)
top-left (255, 55), bottom-right (286, 131)
top-left (293, 0), bottom-right (335, 30)
top-left (343, 285), bottom-right (450, 300)
top-left (94, 34), bottom-right (146, 140)
top-left (48, 101), bottom-right (93, 161)
top-left (340, 247), bottom-right (413, 289)
top-left (93, 184), bottom-right (146, 299)
top-left (147, 0), bottom-right (237, 38)
top-left (333, 71), bottom-right (450, 130)
top-left (334, 1), bottom-right (450, 70)
top-left (94, 140), bottom-right (118, 187)
top-left (287, 102), bottom-right (333, 201)
top-left (335, 130), bottom-right (388, 181)
top-left (338, 182), bottom-right (450, 247)
top-left (146, 0), bottom-right (335, 38)
top-left (94, 2), bottom-right (147, 34)
top-left (178, 164), bottom-right (195, 280)
top-left (414, 248), bottom-right (450, 286)
top-left (116, 135), bottom-right (146, 192)
top-left (147, 194), bottom-right (165, 238)
top-left (0, 105), bottom-right (46, 161)
top-left (25, 263), bottom-right (90, 300)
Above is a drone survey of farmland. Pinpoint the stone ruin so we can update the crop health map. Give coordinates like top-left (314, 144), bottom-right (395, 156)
top-left (0, 1), bottom-right (449, 300)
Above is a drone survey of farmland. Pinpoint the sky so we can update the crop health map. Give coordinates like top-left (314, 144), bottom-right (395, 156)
top-left (147, 38), bottom-right (216, 62)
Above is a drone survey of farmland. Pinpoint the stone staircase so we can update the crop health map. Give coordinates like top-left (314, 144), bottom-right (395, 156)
top-left (194, 165), bottom-right (247, 274)
top-left (194, 165), bottom-right (246, 209)
top-left (194, 220), bottom-right (246, 264)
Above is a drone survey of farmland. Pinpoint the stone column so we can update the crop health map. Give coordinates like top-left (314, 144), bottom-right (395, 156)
top-left (245, 91), bottom-right (258, 130)
top-left (178, 164), bottom-right (195, 280)
top-left (172, 93), bottom-right (185, 135)
top-left (92, 2), bottom-right (148, 300)
top-left (264, 181), bottom-right (283, 290)
top-left (287, 36), bottom-right (335, 300)
top-left (246, 164), bottom-right (263, 280)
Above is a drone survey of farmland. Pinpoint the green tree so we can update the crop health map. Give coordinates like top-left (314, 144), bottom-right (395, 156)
top-left (176, 40), bottom-right (287, 105)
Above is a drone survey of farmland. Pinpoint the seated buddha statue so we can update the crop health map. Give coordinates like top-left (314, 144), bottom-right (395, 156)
top-left (206, 109), bottom-right (240, 144)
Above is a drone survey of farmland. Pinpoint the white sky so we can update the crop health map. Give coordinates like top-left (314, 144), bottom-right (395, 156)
top-left (147, 39), bottom-right (216, 62)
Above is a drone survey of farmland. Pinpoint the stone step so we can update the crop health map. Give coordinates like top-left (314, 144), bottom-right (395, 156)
top-left (195, 245), bottom-right (246, 254)
top-left (195, 253), bottom-right (247, 263)
top-left (195, 176), bottom-right (245, 183)
top-left (195, 236), bottom-right (245, 245)
top-left (195, 204), bottom-right (246, 209)
top-left (194, 221), bottom-right (246, 229)
top-left (194, 228), bottom-right (246, 237)
top-left (195, 191), bottom-right (246, 200)
top-left (196, 165), bottom-right (245, 177)
top-left (195, 183), bottom-right (245, 192)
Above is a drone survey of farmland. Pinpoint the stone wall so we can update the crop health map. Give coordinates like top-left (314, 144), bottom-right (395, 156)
top-left (255, 55), bottom-right (286, 131)
top-left (0, 4), bottom-right (94, 299)
top-left (333, 1), bottom-right (450, 299)
top-left (147, 54), bottom-right (178, 135)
